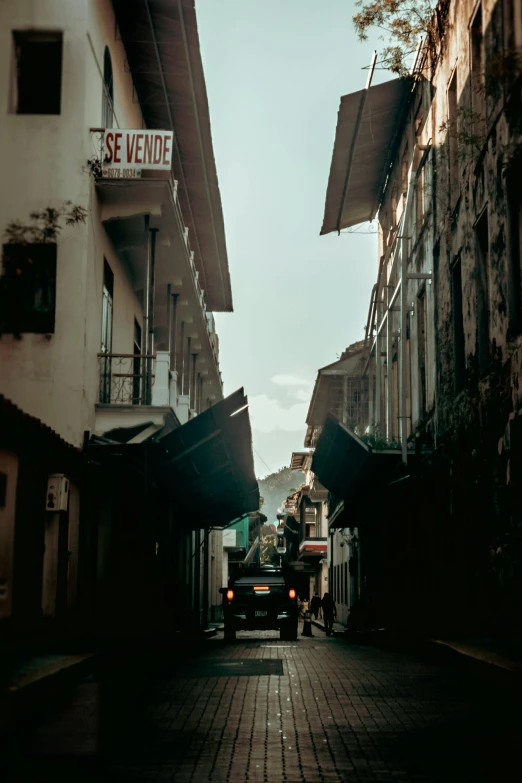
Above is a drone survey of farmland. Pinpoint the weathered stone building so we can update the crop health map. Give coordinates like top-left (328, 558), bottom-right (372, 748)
top-left (316, 0), bottom-right (522, 636)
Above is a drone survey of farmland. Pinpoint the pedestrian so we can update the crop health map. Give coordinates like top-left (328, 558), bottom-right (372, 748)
top-left (300, 598), bottom-right (309, 619)
top-left (310, 593), bottom-right (321, 620)
top-left (321, 592), bottom-right (336, 636)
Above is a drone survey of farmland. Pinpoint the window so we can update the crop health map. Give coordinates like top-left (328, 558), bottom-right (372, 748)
top-left (11, 31), bottom-right (62, 114)
top-left (101, 259), bottom-right (114, 354)
top-left (102, 46), bottom-right (114, 128)
top-left (470, 5), bottom-right (485, 119)
top-left (417, 288), bottom-right (428, 417)
top-left (475, 209), bottom-right (490, 373)
top-left (452, 256), bottom-right (466, 393)
top-left (448, 69), bottom-right (459, 208)
top-left (507, 161), bottom-right (522, 337)
top-left (0, 244), bottom-right (56, 333)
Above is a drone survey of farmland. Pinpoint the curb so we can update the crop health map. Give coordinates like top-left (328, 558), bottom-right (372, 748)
top-left (430, 638), bottom-right (522, 675)
top-left (311, 619), bottom-right (344, 637)
top-left (0, 653), bottom-right (98, 732)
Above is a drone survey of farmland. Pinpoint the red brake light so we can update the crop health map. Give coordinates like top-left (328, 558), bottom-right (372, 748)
top-left (289, 588), bottom-right (296, 600)
top-left (226, 589), bottom-right (234, 601)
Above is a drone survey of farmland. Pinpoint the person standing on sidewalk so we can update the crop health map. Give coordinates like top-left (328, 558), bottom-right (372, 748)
top-left (310, 593), bottom-right (321, 620)
top-left (321, 592), bottom-right (336, 636)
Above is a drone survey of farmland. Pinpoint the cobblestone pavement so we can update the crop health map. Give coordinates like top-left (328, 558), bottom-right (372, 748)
top-left (5, 630), bottom-right (522, 782)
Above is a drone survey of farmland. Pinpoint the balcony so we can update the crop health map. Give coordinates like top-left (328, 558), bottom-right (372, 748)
top-left (298, 538), bottom-right (327, 558)
top-left (98, 353), bottom-right (155, 406)
top-left (94, 350), bottom-right (198, 437)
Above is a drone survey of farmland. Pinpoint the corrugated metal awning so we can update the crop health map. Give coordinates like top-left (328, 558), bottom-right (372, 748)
top-left (159, 388), bottom-right (260, 528)
top-left (311, 415), bottom-right (401, 503)
top-left (320, 77), bottom-right (411, 235)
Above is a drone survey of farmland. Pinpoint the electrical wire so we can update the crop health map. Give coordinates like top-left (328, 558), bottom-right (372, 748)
top-left (254, 447), bottom-right (295, 494)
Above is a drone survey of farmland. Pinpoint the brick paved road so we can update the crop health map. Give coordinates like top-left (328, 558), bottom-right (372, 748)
top-left (5, 630), bottom-right (522, 782)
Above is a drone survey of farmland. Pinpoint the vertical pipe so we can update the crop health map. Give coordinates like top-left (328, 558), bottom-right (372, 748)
top-left (400, 222), bottom-right (411, 464)
top-left (202, 529), bottom-right (209, 629)
top-left (180, 321), bottom-right (185, 394)
top-left (167, 284), bottom-right (172, 357)
top-left (186, 336), bottom-right (192, 402)
top-left (148, 229), bottom-right (157, 357)
top-left (191, 354), bottom-right (198, 410)
top-left (199, 375), bottom-right (203, 414)
top-left (171, 294), bottom-right (179, 372)
top-left (143, 216), bottom-right (151, 393)
top-left (386, 285), bottom-right (394, 441)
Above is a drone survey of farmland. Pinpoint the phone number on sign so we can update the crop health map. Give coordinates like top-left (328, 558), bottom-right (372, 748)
top-left (102, 168), bottom-right (141, 179)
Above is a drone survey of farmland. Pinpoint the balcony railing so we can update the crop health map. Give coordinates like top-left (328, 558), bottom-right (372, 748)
top-left (98, 353), bottom-right (155, 405)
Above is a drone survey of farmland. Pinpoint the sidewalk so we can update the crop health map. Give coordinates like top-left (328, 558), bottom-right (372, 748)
top-left (310, 617), bottom-right (346, 636)
top-left (0, 651), bottom-right (98, 731)
top-left (431, 636), bottom-right (522, 674)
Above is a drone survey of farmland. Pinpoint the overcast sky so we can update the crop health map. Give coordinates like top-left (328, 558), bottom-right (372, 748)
top-left (197, 0), bottom-right (382, 477)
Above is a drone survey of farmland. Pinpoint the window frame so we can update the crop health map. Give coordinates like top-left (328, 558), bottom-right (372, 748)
top-left (0, 243), bottom-right (57, 334)
top-left (10, 30), bottom-right (63, 115)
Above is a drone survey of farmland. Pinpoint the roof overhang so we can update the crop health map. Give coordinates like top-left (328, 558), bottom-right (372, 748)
top-left (0, 395), bottom-right (85, 471)
top-left (312, 414), bottom-right (403, 508)
top-left (320, 77), bottom-right (411, 235)
top-left (158, 388), bottom-right (259, 528)
top-left (290, 451), bottom-right (312, 471)
top-left (112, 0), bottom-right (232, 312)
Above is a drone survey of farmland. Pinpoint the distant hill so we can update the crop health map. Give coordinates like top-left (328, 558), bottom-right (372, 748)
top-left (258, 465), bottom-right (305, 525)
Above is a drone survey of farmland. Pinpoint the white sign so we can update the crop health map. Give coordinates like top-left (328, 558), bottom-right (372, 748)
top-left (223, 529), bottom-right (237, 548)
top-left (102, 129), bottom-right (174, 179)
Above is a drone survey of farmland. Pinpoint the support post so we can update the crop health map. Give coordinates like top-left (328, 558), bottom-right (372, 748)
top-left (144, 224), bottom-right (158, 405)
top-left (191, 353), bottom-right (198, 411)
top-left (180, 321), bottom-right (185, 394)
top-left (386, 285), bottom-right (394, 441)
top-left (171, 293), bottom-right (179, 371)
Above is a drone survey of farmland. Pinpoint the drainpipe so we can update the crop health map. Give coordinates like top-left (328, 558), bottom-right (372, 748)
top-left (170, 291), bottom-right (179, 372)
top-left (180, 321), bottom-right (185, 394)
top-left (186, 335), bottom-right (191, 402)
top-left (386, 284), bottom-right (394, 440)
top-left (202, 529), bottom-right (209, 629)
top-left (399, 171), bottom-right (415, 465)
top-left (191, 353), bottom-right (198, 410)
top-left (143, 220), bottom-right (158, 405)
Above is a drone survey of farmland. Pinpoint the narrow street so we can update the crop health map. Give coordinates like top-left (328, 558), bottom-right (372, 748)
top-left (5, 632), bottom-right (521, 782)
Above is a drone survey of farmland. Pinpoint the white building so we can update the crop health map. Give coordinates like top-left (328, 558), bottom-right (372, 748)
top-left (0, 0), bottom-right (258, 638)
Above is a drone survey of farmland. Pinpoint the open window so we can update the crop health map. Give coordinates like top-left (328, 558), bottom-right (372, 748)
top-left (11, 31), bottom-right (63, 114)
top-left (0, 244), bottom-right (57, 334)
top-left (102, 46), bottom-right (114, 128)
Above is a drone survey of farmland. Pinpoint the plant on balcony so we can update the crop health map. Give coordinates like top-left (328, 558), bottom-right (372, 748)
top-left (360, 425), bottom-right (401, 450)
top-left (1, 202), bottom-right (88, 339)
top-left (3, 202), bottom-right (88, 244)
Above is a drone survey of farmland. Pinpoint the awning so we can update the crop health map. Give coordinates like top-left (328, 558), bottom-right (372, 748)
top-left (311, 415), bottom-right (402, 509)
top-left (158, 388), bottom-right (259, 528)
top-left (290, 451), bottom-right (311, 471)
top-left (320, 77), bottom-right (411, 235)
top-left (0, 394), bottom-right (85, 470)
top-left (112, 0), bottom-right (232, 312)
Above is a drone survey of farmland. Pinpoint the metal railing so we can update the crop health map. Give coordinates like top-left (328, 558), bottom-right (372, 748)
top-left (98, 353), bottom-right (155, 405)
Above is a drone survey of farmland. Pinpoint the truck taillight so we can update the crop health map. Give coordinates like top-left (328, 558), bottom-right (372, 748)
top-left (226, 589), bottom-right (234, 601)
top-left (288, 589), bottom-right (296, 600)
